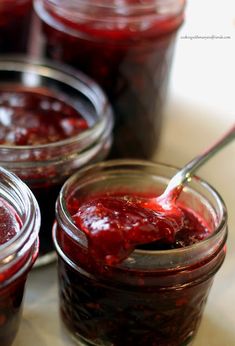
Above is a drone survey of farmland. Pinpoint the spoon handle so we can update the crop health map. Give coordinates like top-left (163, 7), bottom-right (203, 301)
top-left (162, 123), bottom-right (235, 200)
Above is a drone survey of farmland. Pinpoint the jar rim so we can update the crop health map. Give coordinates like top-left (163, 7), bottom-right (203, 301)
top-left (42, 0), bottom-right (185, 14)
top-left (0, 56), bottom-right (113, 153)
top-left (56, 160), bottom-right (227, 269)
top-left (35, 0), bottom-right (186, 35)
top-left (0, 166), bottom-right (40, 265)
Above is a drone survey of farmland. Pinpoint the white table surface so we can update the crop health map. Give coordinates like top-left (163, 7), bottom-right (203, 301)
top-left (13, 1), bottom-right (235, 345)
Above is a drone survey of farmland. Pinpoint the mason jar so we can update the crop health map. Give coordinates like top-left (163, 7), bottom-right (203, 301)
top-left (34, 0), bottom-right (186, 159)
top-left (0, 0), bottom-right (32, 54)
top-left (0, 166), bottom-right (40, 346)
top-left (53, 160), bottom-right (227, 346)
top-left (0, 57), bottom-right (113, 266)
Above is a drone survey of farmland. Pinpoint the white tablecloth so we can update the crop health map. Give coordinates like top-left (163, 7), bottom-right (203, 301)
top-left (13, 0), bottom-right (235, 345)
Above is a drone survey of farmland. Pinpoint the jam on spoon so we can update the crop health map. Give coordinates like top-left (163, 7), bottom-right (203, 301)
top-left (69, 193), bottom-right (210, 265)
top-left (69, 123), bottom-right (235, 264)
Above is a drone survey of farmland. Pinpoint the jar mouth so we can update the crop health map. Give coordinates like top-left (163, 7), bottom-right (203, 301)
top-left (36, 0), bottom-right (185, 43)
top-left (0, 56), bottom-right (113, 154)
top-left (0, 167), bottom-right (40, 265)
top-left (56, 160), bottom-right (227, 269)
top-left (44, 0), bottom-right (185, 14)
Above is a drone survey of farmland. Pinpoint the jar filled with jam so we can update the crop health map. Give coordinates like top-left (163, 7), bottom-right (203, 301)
top-left (0, 57), bottom-right (113, 266)
top-left (53, 160), bottom-right (227, 346)
top-left (34, 0), bottom-right (186, 159)
top-left (0, 0), bottom-right (32, 54)
top-left (0, 166), bottom-right (40, 346)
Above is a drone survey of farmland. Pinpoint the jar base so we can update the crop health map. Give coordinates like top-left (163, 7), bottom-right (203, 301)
top-left (62, 319), bottom-right (195, 346)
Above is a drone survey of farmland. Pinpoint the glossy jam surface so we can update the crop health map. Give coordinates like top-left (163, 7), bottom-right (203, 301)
top-left (0, 86), bottom-right (89, 259)
top-left (0, 0), bottom-right (32, 54)
top-left (0, 197), bottom-right (21, 245)
top-left (0, 197), bottom-right (24, 346)
top-left (68, 193), bottom-right (210, 265)
top-left (56, 191), bottom-right (224, 346)
top-left (0, 88), bottom-right (88, 146)
top-left (38, 1), bottom-right (184, 157)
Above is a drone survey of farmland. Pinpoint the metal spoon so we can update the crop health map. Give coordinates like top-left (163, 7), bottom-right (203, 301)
top-left (157, 123), bottom-right (235, 209)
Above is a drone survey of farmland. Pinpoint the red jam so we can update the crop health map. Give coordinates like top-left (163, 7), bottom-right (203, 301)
top-left (0, 88), bottom-right (88, 145)
top-left (36, 0), bottom-right (184, 158)
top-left (55, 190), bottom-right (223, 346)
top-left (69, 194), bottom-right (210, 265)
top-left (0, 0), bottom-right (32, 54)
top-left (0, 197), bottom-right (21, 245)
top-left (0, 281), bottom-right (26, 346)
top-left (0, 87), bottom-right (88, 258)
top-left (0, 198), bottom-right (24, 346)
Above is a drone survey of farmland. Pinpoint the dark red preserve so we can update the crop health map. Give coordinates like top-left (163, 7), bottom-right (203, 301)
top-left (0, 86), bottom-right (88, 259)
top-left (0, 87), bottom-right (89, 146)
top-left (0, 167), bottom-right (40, 346)
top-left (0, 58), bottom-right (113, 265)
top-left (69, 194), bottom-right (211, 265)
top-left (0, 0), bottom-right (32, 54)
top-left (53, 161), bottom-right (227, 346)
top-left (34, 0), bottom-right (186, 158)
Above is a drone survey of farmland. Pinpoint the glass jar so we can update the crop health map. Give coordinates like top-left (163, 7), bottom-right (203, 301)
top-left (53, 160), bottom-right (227, 346)
top-left (0, 166), bottom-right (40, 346)
top-left (0, 56), bottom-right (113, 266)
top-left (0, 0), bottom-right (32, 54)
top-left (33, 0), bottom-right (186, 159)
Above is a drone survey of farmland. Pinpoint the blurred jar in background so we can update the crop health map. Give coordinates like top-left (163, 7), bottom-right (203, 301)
top-left (33, 0), bottom-right (186, 159)
top-left (0, 0), bottom-right (32, 54)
